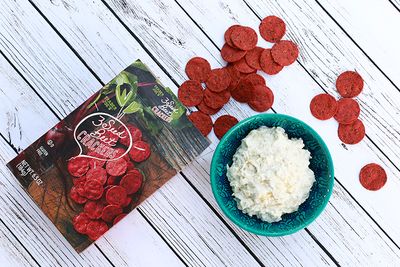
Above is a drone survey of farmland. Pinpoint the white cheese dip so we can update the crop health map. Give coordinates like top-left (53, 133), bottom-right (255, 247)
top-left (227, 126), bottom-right (315, 223)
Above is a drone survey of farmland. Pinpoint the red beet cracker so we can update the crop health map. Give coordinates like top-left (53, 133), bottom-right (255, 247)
top-left (359, 163), bottom-right (387, 191)
top-left (259, 16), bottom-right (286, 43)
top-left (178, 80), bottom-right (204, 107)
top-left (271, 40), bottom-right (299, 66)
top-left (310, 94), bottom-right (338, 120)
top-left (336, 71), bottom-right (364, 98)
top-left (214, 115), bottom-right (239, 140)
top-left (334, 98), bottom-right (360, 124)
top-left (338, 119), bottom-right (365, 145)
top-left (185, 57), bottom-right (211, 82)
top-left (188, 111), bottom-right (213, 136)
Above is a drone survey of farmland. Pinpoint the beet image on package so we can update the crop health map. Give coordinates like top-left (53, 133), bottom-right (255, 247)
top-left (7, 60), bottom-right (210, 252)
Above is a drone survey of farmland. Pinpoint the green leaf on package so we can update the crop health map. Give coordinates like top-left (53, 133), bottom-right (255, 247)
top-left (116, 84), bottom-right (134, 107)
top-left (123, 101), bottom-right (142, 114)
top-left (114, 72), bottom-right (138, 107)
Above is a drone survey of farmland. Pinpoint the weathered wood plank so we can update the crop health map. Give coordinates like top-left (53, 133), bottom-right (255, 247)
top-left (312, 185), bottom-right (400, 266)
top-left (0, 220), bottom-right (39, 267)
top-left (0, 1), bottom-right (262, 266)
top-left (99, 209), bottom-right (185, 267)
top-left (316, 0), bottom-right (400, 87)
top-left (28, 0), bottom-right (337, 265)
top-left (139, 176), bottom-right (263, 267)
top-left (0, 1), bottom-right (98, 116)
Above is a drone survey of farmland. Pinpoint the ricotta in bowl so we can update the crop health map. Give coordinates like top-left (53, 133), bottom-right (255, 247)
top-left (226, 126), bottom-right (315, 223)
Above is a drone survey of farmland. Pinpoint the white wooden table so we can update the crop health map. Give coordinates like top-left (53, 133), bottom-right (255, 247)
top-left (0, 0), bottom-right (399, 266)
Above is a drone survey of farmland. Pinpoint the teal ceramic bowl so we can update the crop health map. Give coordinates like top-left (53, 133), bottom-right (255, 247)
top-left (210, 113), bottom-right (334, 236)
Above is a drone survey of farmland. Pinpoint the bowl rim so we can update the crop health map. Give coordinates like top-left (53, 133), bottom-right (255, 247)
top-left (210, 113), bottom-right (334, 236)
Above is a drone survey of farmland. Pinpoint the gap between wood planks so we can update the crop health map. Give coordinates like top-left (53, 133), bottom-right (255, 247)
top-left (387, 0), bottom-right (400, 15)
top-left (136, 209), bottom-right (189, 267)
top-left (94, 243), bottom-right (117, 267)
top-left (0, 217), bottom-right (40, 267)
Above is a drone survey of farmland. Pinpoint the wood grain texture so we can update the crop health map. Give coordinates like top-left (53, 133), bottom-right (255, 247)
top-left (138, 176), bottom-right (262, 267)
top-left (0, 1), bottom-right (262, 266)
top-left (313, 185), bottom-right (400, 266)
top-left (0, 220), bottom-right (39, 267)
top-left (317, 0), bottom-right (400, 87)
top-left (29, 0), bottom-right (336, 265)
top-left (99, 210), bottom-right (185, 267)
top-left (100, 0), bottom-right (400, 264)
top-left (0, 0), bottom-right (97, 117)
